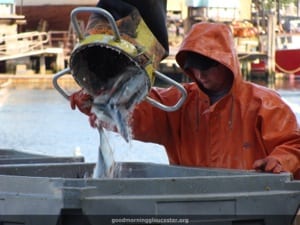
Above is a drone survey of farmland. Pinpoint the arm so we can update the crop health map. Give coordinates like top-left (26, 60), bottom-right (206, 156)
top-left (130, 85), bottom-right (186, 143)
top-left (253, 97), bottom-right (300, 176)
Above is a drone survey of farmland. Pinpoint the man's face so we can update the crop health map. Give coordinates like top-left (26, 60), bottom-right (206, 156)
top-left (187, 64), bottom-right (232, 93)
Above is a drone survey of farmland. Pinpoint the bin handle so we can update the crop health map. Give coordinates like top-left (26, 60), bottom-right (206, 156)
top-left (71, 7), bottom-right (121, 42)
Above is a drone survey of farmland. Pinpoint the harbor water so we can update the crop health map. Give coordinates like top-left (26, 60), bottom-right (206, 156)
top-left (0, 86), bottom-right (168, 163)
top-left (1, 78), bottom-right (300, 163)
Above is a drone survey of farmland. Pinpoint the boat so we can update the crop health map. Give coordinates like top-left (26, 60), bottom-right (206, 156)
top-left (274, 33), bottom-right (300, 76)
top-left (250, 32), bottom-right (300, 76)
top-left (0, 0), bottom-right (68, 74)
top-left (14, 0), bottom-right (96, 32)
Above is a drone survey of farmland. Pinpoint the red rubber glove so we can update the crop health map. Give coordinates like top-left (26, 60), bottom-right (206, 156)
top-left (88, 113), bottom-right (98, 128)
top-left (69, 89), bottom-right (120, 129)
top-left (253, 157), bottom-right (283, 173)
top-left (69, 89), bottom-right (98, 128)
top-left (69, 89), bottom-right (93, 116)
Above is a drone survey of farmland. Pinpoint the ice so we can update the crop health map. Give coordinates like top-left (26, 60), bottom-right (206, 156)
top-left (103, 130), bottom-right (169, 164)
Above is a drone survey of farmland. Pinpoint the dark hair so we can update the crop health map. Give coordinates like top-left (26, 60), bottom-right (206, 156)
top-left (184, 52), bottom-right (219, 71)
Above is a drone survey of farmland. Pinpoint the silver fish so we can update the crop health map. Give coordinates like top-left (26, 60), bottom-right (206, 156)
top-left (93, 127), bottom-right (116, 178)
top-left (91, 65), bottom-right (149, 142)
top-left (91, 65), bottom-right (149, 178)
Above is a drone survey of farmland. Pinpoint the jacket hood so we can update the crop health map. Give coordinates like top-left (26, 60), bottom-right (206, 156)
top-left (176, 22), bottom-right (242, 85)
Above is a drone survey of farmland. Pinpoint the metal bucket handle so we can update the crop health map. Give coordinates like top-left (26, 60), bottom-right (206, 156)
top-left (146, 71), bottom-right (187, 111)
top-left (52, 68), bottom-right (71, 100)
top-left (71, 7), bottom-right (121, 42)
top-left (53, 69), bottom-right (187, 112)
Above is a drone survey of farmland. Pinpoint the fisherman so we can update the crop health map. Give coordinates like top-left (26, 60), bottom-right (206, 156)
top-left (70, 1), bottom-right (300, 179)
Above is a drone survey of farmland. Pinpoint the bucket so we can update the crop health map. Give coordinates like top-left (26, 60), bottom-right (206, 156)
top-left (53, 7), bottom-right (186, 112)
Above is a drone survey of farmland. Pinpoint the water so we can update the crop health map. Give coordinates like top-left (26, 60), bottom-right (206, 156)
top-left (0, 79), bottom-right (300, 163)
top-left (0, 88), bottom-right (99, 162)
top-left (0, 87), bottom-right (168, 163)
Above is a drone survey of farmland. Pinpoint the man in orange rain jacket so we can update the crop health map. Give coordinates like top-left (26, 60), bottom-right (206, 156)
top-left (70, 22), bottom-right (300, 179)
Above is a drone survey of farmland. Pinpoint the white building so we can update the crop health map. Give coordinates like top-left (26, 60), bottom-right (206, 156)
top-left (0, 0), bottom-right (64, 74)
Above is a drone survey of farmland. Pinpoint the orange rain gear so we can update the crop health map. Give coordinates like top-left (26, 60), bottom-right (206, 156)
top-left (131, 22), bottom-right (300, 177)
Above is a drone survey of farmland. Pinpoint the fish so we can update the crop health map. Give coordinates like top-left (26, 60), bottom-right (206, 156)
top-left (92, 127), bottom-right (115, 178)
top-left (91, 65), bottom-right (150, 177)
top-left (91, 65), bottom-right (149, 142)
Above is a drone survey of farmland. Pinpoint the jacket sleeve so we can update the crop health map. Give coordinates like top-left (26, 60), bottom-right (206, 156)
top-left (258, 95), bottom-right (300, 174)
top-left (130, 86), bottom-right (184, 156)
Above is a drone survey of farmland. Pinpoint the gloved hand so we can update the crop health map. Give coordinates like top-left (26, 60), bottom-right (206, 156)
top-left (253, 157), bottom-right (283, 173)
top-left (69, 89), bottom-right (120, 130)
top-left (70, 89), bottom-right (99, 128)
top-left (69, 89), bottom-right (93, 116)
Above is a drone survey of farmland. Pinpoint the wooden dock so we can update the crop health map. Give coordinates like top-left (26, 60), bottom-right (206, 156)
top-left (0, 74), bottom-right (79, 89)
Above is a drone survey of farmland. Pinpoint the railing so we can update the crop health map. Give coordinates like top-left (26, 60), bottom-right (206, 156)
top-left (47, 30), bottom-right (77, 56)
top-left (0, 31), bottom-right (49, 60)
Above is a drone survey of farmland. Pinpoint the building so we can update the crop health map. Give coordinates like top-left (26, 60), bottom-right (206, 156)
top-left (15, 0), bottom-right (96, 32)
top-left (167, 0), bottom-right (252, 22)
top-left (0, 0), bottom-right (65, 74)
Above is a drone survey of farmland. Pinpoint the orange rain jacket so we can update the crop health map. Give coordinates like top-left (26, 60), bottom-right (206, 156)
top-left (130, 22), bottom-right (300, 177)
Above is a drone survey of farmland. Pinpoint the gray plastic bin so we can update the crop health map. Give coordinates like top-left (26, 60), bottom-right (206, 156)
top-left (0, 150), bottom-right (299, 225)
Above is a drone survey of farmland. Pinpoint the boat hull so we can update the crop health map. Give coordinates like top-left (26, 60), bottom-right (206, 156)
top-left (16, 4), bottom-right (94, 31)
top-left (275, 48), bottom-right (300, 75)
top-left (250, 48), bottom-right (300, 76)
